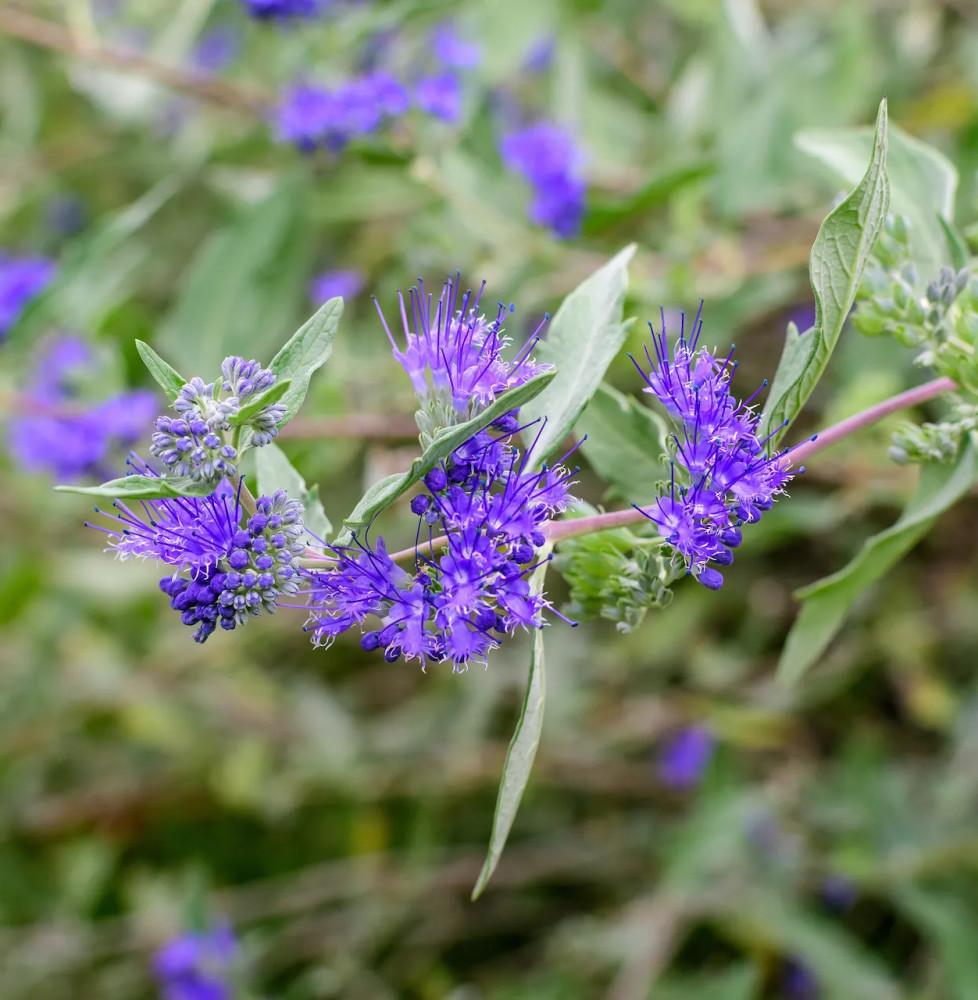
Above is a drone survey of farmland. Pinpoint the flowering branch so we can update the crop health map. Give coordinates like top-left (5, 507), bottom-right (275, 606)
top-left (368, 376), bottom-right (955, 563)
top-left (547, 375), bottom-right (957, 544)
top-left (0, 6), bottom-right (268, 113)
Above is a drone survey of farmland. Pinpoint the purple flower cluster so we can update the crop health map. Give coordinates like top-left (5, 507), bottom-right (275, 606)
top-left (305, 420), bottom-right (576, 667)
top-left (8, 336), bottom-right (157, 482)
top-left (238, 0), bottom-right (327, 20)
top-left (150, 356), bottom-right (287, 481)
top-left (303, 274), bottom-right (574, 667)
top-left (309, 268), bottom-right (365, 305)
top-left (275, 21), bottom-right (480, 148)
top-left (0, 252), bottom-right (55, 340)
top-left (373, 272), bottom-right (551, 414)
top-left (500, 123), bottom-right (586, 239)
top-left (89, 460), bottom-right (305, 643)
top-left (657, 725), bottom-right (715, 790)
top-left (153, 924), bottom-right (236, 1000)
top-left (276, 73), bottom-right (409, 151)
top-left (633, 309), bottom-right (797, 590)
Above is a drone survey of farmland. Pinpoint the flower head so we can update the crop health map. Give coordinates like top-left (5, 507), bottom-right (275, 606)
top-left (415, 72), bottom-right (462, 123)
top-left (153, 924), bottom-right (236, 1000)
top-left (309, 268), bottom-right (366, 305)
top-left (632, 308), bottom-right (800, 589)
top-left (88, 460), bottom-right (305, 643)
top-left (373, 272), bottom-right (551, 414)
top-left (431, 23), bottom-right (481, 69)
top-left (500, 123), bottom-right (586, 239)
top-left (657, 725), bottom-right (714, 790)
top-left (304, 420), bottom-right (578, 668)
top-left (150, 355), bottom-right (286, 481)
top-left (238, 0), bottom-right (327, 20)
top-left (0, 253), bottom-right (55, 340)
top-left (9, 336), bottom-right (157, 481)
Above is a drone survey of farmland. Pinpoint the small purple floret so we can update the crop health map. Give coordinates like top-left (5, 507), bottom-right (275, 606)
top-left (153, 924), bottom-right (236, 1000)
top-left (657, 725), bottom-right (714, 790)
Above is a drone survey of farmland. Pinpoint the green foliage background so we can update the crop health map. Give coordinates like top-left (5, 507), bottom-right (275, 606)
top-left (3, 1), bottom-right (978, 997)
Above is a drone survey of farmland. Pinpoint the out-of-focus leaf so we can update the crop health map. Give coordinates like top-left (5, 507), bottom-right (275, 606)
top-left (583, 160), bottom-right (714, 235)
top-left (338, 370), bottom-right (556, 541)
top-left (761, 99), bottom-right (889, 443)
top-left (577, 383), bottom-right (669, 503)
top-left (522, 245), bottom-right (636, 461)
top-left (255, 442), bottom-right (331, 541)
top-left (472, 556), bottom-right (550, 900)
top-left (654, 963), bottom-right (760, 1000)
top-left (796, 112), bottom-right (958, 279)
top-left (724, 893), bottom-right (900, 999)
top-left (163, 179), bottom-right (312, 374)
top-left (135, 340), bottom-right (185, 402)
top-left (310, 164), bottom-right (438, 223)
top-left (269, 298), bottom-right (344, 427)
top-left (778, 441), bottom-right (978, 684)
top-left (56, 475), bottom-right (217, 500)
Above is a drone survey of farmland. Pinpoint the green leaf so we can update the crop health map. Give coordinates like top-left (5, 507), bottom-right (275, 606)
top-left (796, 112), bottom-right (958, 279)
top-left (471, 557), bottom-right (550, 900)
top-left (778, 440), bottom-right (978, 684)
top-left (255, 443), bottom-right (331, 541)
top-left (162, 180), bottom-right (312, 374)
top-left (761, 99), bottom-right (889, 443)
top-left (654, 964), bottom-right (760, 1000)
top-left (337, 369), bottom-right (556, 541)
top-left (230, 378), bottom-right (293, 427)
top-left (577, 383), bottom-right (669, 504)
top-left (939, 215), bottom-right (970, 272)
top-left (135, 340), bottom-right (185, 402)
top-left (522, 245), bottom-right (636, 461)
top-left (270, 298), bottom-right (344, 427)
top-left (56, 475), bottom-right (218, 500)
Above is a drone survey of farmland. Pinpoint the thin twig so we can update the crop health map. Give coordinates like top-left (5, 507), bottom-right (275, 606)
top-left (0, 6), bottom-right (268, 113)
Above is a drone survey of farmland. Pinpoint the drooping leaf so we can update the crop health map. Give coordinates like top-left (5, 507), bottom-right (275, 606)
top-left (472, 557), bottom-right (550, 900)
top-left (761, 98), bottom-right (889, 444)
top-left (522, 245), bottom-right (636, 461)
top-left (230, 379), bottom-right (293, 427)
top-left (269, 298), bottom-right (344, 427)
top-left (135, 340), bottom-right (185, 402)
top-left (778, 440), bottom-right (978, 685)
top-left (56, 475), bottom-right (218, 500)
top-left (255, 442), bottom-right (331, 541)
top-left (162, 179), bottom-right (312, 374)
top-left (337, 369), bottom-right (556, 542)
top-left (796, 112), bottom-right (958, 279)
top-left (577, 383), bottom-right (669, 504)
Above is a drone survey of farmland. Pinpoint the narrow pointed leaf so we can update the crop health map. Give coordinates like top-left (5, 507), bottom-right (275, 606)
top-left (255, 442), bottom-right (331, 540)
top-left (135, 340), bottom-right (185, 402)
top-left (56, 475), bottom-right (218, 500)
top-left (472, 557), bottom-right (550, 899)
top-left (761, 99), bottom-right (889, 444)
top-left (229, 378), bottom-right (293, 427)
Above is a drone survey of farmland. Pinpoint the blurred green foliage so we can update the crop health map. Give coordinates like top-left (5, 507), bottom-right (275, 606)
top-left (3, 0), bottom-right (978, 998)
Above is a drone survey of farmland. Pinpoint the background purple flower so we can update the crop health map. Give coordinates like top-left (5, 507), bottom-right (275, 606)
top-left (657, 725), bottom-right (715, 789)
top-left (153, 924), bottom-right (237, 1000)
top-left (192, 27), bottom-right (240, 74)
top-left (309, 269), bottom-right (366, 304)
top-left (0, 253), bottom-right (55, 340)
top-left (415, 73), bottom-right (462, 123)
top-left (238, 0), bottom-right (328, 20)
top-left (8, 336), bottom-right (158, 482)
top-left (782, 957), bottom-right (819, 999)
top-left (431, 24), bottom-right (481, 69)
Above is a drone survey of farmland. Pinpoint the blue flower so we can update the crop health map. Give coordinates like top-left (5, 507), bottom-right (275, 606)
top-left (431, 23), bottom-right (481, 69)
top-left (632, 308), bottom-right (799, 589)
top-left (88, 460), bottom-right (305, 643)
top-left (275, 73), bottom-right (409, 151)
top-left (782, 958), bottom-right (819, 1000)
top-left (8, 336), bottom-right (157, 482)
top-left (238, 0), bottom-right (327, 20)
top-left (309, 268), bottom-right (366, 305)
top-left (191, 27), bottom-right (240, 73)
top-left (373, 272), bottom-right (552, 413)
top-left (415, 72), bottom-right (462, 123)
top-left (304, 422), bottom-right (577, 668)
top-left (500, 123), bottom-right (586, 239)
top-left (657, 726), bottom-right (714, 789)
top-left (0, 253), bottom-right (55, 340)
top-left (153, 924), bottom-right (236, 1000)
top-left (150, 356), bottom-right (287, 480)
